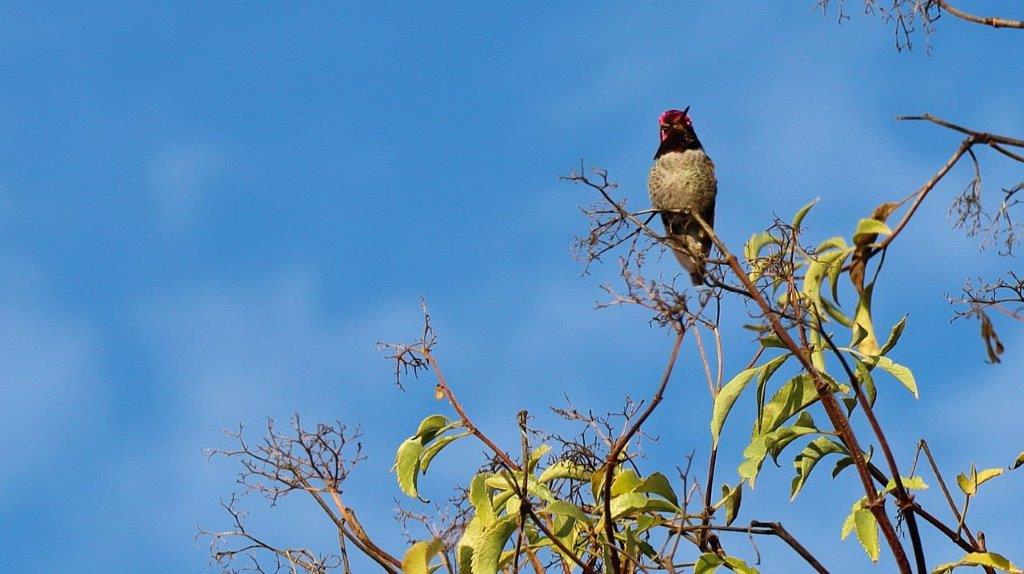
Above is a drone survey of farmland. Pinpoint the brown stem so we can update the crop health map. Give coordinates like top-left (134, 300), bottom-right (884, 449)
top-left (936, 0), bottom-right (1024, 29)
top-left (700, 446), bottom-right (718, 550)
top-left (816, 321), bottom-right (927, 573)
top-left (873, 138), bottom-right (972, 256)
top-left (423, 351), bottom-right (597, 574)
top-left (602, 330), bottom-right (686, 574)
top-left (916, 439), bottom-right (978, 546)
top-left (308, 482), bottom-right (401, 572)
top-left (672, 522), bottom-right (828, 573)
top-left (689, 212), bottom-right (912, 573)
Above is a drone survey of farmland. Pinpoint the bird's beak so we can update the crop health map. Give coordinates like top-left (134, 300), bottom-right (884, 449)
top-left (682, 105), bottom-right (690, 116)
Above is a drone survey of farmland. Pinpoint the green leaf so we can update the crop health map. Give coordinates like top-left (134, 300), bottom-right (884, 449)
top-left (694, 553), bottom-right (759, 574)
top-left (527, 444), bottom-right (551, 473)
top-left (851, 281), bottom-right (880, 355)
top-left (738, 437), bottom-right (769, 486)
top-left (485, 473), bottom-right (556, 502)
top-left (610, 469), bottom-right (642, 497)
top-left (756, 374), bottom-right (819, 435)
top-left (822, 296), bottom-right (854, 327)
top-left (766, 411), bottom-right (819, 464)
top-left (873, 356), bottom-right (918, 399)
top-left (759, 334), bottom-right (787, 348)
top-left (394, 437), bottom-right (424, 499)
top-left (457, 516), bottom-right (486, 574)
top-left (402, 538), bottom-right (444, 574)
top-left (641, 498), bottom-right (681, 514)
top-left (725, 556), bottom-right (760, 574)
top-left (694, 552), bottom-right (725, 574)
top-left (853, 218), bottom-right (892, 244)
top-left (609, 492), bottom-right (649, 518)
top-left (713, 355), bottom-right (789, 446)
top-left (961, 552), bottom-right (1022, 572)
top-left (469, 473), bottom-right (496, 526)
top-left (470, 516), bottom-right (517, 574)
top-left (744, 232), bottom-right (776, 263)
top-left (420, 431), bottom-right (471, 473)
top-left (414, 414), bottom-right (451, 443)
top-left (933, 552), bottom-right (1024, 574)
top-left (854, 359), bottom-right (877, 410)
top-left (825, 244), bottom-right (853, 305)
top-left (792, 198), bottom-right (819, 230)
top-left (791, 438), bottom-right (847, 500)
top-left (758, 353), bottom-right (791, 387)
top-left (537, 460), bottom-right (589, 483)
top-left (883, 475), bottom-right (929, 494)
top-left (711, 366), bottom-right (760, 446)
top-left (841, 497), bottom-right (863, 540)
top-left (542, 500), bottom-right (591, 524)
top-left (720, 483), bottom-right (743, 526)
top-left (832, 456), bottom-right (855, 479)
top-left (854, 507), bottom-right (880, 562)
top-left (1012, 452), bottom-right (1024, 470)
top-left (976, 467), bottom-right (1005, 486)
top-left (878, 315), bottom-right (908, 356)
top-left (636, 472), bottom-right (679, 508)
top-left (957, 471), bottom-right (973, 497)
top-left (957, 465), bottom-right (1005, 496)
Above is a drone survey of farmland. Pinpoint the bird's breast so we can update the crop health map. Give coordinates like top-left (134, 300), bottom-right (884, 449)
top-left (647, 149), bottom-right (718, 211)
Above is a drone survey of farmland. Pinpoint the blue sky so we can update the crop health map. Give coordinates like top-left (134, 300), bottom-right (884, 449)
top-left (1, 2), bottom-right (1021, 572)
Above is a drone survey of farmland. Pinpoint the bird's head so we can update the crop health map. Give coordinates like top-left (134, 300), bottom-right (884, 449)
top-left (658, 106), bottom-right (694, 143)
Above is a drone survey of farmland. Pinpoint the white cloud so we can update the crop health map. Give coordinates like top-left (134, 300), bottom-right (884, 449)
top-left (0, 258), bottom-right (101, 496)
top-left (150, 140), bottom-right (226, 235)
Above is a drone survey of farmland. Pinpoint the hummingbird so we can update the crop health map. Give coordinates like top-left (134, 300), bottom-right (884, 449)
top-left (647, 106), bottom-right (718, 285)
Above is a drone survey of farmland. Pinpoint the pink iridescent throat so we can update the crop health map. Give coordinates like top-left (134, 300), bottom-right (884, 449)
top-left (658, 109), bottom-right (690, 142)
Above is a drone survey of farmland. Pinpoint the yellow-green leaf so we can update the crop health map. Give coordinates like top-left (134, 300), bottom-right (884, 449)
top-left (537, 460), bottom-right (589, 483)
top-left (637, 472), bottom-right (679, 508)
top-left (394, 437), bottom-right (424, 499)
top-left (527, 444), bottom-right (551, 473)
top-left (469, 473), bottom-right (496, 526)
top-left (421, 431), bottom-right (471, 473)
top-left (958, 465), bottom-right (1005, 496)
top-left (720, 483), bottom-right (743, 526)
top-left (1012, 452), bottom-right (1024, 470)
top-left (792, 198), bottom-right (820, 230)
top-left (611, 469), bottom-right (642, 497)
top-left (402, 538), bottom-right (444, 574)
top-left (875, 356), bottom-right (918, 398)
top-left (457, 516), bottom-right (486, 574)
top-left (852, 281), bottom-right (880, 355)
top-left (756, 373), bottom-right (819, 435)
top-left (853, 218), bottom-right (892, 244)
top-left (714, 355), bottom-right (789, 445)
top-left (470, 516), bottom-right (517, 574)
top-left (542, 500), bottom-right (591, 524)
top-left (711, 367), bottom-right (761, 446)
top-left (744, 232), bottom-right (776, 264)
top-left (933, 552), bottom-right (1024, 574)
top-left (609, 492), bottom-right (648, 518)
top-left (962, 552), bottom-right (1022, 572)
top-left (878, 315), bottom-right (908, 355)
top-left (415, 414), bottom-right (451, 443)
top-left (883, 475), bottom-right (929, 494)
top-left (725, 556), bottom-right (760, 574)
top-left (694, 553), bottom-right (725, 574)
top-left (854, 507), bottom-right (880, 562)
top-left (976, 467), bottom-right (1005, 486)
top-left (694, 553), bottom-right (759, 574)
top-left (791, 438), bottom-right (846, 500)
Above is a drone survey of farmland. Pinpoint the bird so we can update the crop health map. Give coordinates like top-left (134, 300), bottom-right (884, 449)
top-left (647, 106), bottom-right (718, 285)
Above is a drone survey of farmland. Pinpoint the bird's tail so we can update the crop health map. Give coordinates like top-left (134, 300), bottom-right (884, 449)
top-left (668, 239), bottom-right (706, 286)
